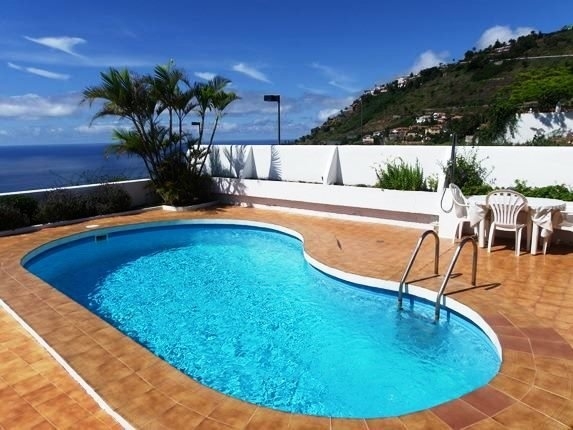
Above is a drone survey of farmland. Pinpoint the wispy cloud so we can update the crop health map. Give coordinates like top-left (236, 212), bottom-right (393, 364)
top-left (297, 84), bottom-right (326, 95)
top-left (0, 94), bottom-right (78, 118)
top-left (24, 36), bottom-right (86, 57)
top-left (476, 25), bottom-right (536, 50)
top-left (195, 72), bottom-right (216, 81)
top-left (232, 63), bottom-right (271, 83)
top-left (311, 63), bottom-right (344, 80)
top-left (8, 62), bottom-right (70, 80)
top-left (311, 62), bottom-right (357, 93)
top-left (408, 50), bottom-right (449, 74)
top-left (75, 124), bottom-right (119, 134)
top-left (327, 81), bottom-right (358, 93)
top-left (318, 108), bottom-right (340, 121)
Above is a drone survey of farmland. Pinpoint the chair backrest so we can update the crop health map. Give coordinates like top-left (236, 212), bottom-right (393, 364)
top-left (449, 183), bottom-right (468, 218)
top-left (486, 189), bottom-right (528, 226)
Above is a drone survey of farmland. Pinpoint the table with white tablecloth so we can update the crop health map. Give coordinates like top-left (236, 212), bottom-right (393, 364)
top-left (467, 195), bottom-right (566, 255)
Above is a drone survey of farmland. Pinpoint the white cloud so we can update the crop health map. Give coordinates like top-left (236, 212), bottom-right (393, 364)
top-left (24, 36), bottom-right (86, 57)
top-left (297, 84), bottom-right (326, 95)
top-left (327, 80), bottom-right (358, 93)
top-left (232, 63), bottom-right (271, 83)
top-left (311, 62), bottom-right (344, 80)
top-left (216, 122), bottom-right (239, 132)
top-left (195, 72), bottom-right (216, 81)
top-left (318, 108), bottom-right (340, 122)
top-left (0, 94), bottom-right (78, 118)
top-left (75, 124), bottom-right (119, 134)
top-left (8, 62), bottom-right (70, 80)
top-left (408, 50), bottom-right (450, 74)
top-left (476, 25), bottom-right (536, 50)
top-left (311, 62), bottom-right (357, 93)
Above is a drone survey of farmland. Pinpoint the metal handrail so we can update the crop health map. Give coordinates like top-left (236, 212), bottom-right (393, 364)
top-left (434, 236), bottom-right (477, 321)
top-left (397, 230), bottom-right (439, 309)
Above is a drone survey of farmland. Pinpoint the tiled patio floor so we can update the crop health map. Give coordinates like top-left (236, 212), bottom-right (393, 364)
top-left (1, 205), bottom-right (572, 429)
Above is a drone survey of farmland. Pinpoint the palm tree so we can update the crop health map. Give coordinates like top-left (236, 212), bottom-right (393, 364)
top-left (82, 63), bottom-right (239, 205)
top-left (196, 78), bottom-right (240, 175)
top-left (82, 68), bottom-right (163, 183)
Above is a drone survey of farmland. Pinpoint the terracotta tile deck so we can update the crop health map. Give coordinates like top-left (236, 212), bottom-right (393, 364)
top-left (1, 205), bottom-right (573, 429)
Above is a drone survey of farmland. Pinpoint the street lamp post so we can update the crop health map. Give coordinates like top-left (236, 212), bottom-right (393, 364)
top-left (191, 121), bottom-right (201, 142)
top-left (360, 97), bottom-right (363, 140)
top-left (264, 94), bottom-right (281, 145)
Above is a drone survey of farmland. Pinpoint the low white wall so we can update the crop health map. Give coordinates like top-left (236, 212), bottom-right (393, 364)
top-left (464, 146), bottom-right (573, 188)
top-left (208, 144), bottom-right (451, 186)
top-left (209, 144), bottom-right (573, 189)
top-left (0, 179), bottom-right (153, 208)
top-left (213, 178), bottom-right (439, 227)
top-left (507, 112), bottom-right (573, 144)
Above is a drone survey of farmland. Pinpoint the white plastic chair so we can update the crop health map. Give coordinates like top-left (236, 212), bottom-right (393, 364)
top-left (486, 190), bottom-right (528, 256)
top-left (449, 183), bottom-right (477, 242)
top-left (542, 210), bottom-right (573, 254)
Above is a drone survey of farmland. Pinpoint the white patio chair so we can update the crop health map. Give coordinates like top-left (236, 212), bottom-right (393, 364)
top-left (542, 210), bottom-right (573, 254)
top-left (486, 190), bottom-right (528, 256)
top-left (449, 183), bottom-right (477, 242)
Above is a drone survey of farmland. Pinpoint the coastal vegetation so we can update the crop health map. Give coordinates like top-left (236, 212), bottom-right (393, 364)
top-left (297, 27), bottom-right (573, 145)
top-left (82, 62), bottom-right (239, 205)
top-left (0, 184), bottom-right (132, 231)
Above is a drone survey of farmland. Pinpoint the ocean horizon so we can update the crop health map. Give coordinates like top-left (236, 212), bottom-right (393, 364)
top-left (0, 140), bottom-right (278, 194)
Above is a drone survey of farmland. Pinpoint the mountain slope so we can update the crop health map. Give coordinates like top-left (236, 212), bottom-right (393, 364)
top-left (297, 26), bottom-right (573, 145)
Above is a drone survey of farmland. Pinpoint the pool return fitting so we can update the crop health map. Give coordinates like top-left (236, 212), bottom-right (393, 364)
top-left (397, 230), bottom-right (477, 322)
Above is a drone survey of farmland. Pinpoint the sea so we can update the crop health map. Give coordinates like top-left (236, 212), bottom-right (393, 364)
top-left (0, 140), bottom-right (275, 194)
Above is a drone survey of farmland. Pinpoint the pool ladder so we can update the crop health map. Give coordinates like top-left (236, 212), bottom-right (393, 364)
top-left (397, 230), bottom-right (477, 322)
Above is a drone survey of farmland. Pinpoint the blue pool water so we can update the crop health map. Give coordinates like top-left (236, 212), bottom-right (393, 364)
top-left (23, 221), bottom-right (500, 418)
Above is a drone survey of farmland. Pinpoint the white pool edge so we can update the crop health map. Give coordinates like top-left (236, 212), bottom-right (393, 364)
top-left (21, 218), bottom-right (502, 361)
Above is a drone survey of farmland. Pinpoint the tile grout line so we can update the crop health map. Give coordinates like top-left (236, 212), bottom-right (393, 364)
top-left (0, 298), bottom-right (134, 430)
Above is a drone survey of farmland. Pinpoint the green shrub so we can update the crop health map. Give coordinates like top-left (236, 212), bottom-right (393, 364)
top-left (0, 204), bottom-right (31, 230)
top-left (0, 195), bottom-right (38, 222)
top-left (85, 184), bottom-right (132, 215)
top-left (155, 155), bottom-right (213, 205)
top-left (510, 180), bottom-right (573, 200)
top-left (444, 148), bottom-right (494, 195)
top-left (375, 158), bottom-right (430, 191)
top-left (36, 190), bottom-right (90, 224)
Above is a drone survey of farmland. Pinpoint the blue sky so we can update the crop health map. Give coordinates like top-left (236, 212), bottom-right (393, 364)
top-left (0, 0), bottom-right (568, 145)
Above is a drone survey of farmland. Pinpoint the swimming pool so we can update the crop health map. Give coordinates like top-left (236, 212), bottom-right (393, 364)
top-left (23, 220), bottom-right (501, 418)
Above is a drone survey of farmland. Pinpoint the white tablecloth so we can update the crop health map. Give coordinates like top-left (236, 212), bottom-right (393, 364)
top-left (467, 195), bottom-right (566, 253)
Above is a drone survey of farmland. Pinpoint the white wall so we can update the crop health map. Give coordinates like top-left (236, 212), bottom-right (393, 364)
top-left (0, 179), bottom-right (153, 208)
top-left (466, 146), bottom-right (573, 188)
top-left (209, 144), bottom-right (573, 189)
top-left (507, 112), bottom-right (573, 144)
top-left (208, 145), bottom-right (452, 187)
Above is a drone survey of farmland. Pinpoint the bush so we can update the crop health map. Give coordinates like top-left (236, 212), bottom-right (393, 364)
top-left (0, 204), bottom-right (31, 231)
top-left (85, 184), bottom-right (132, 215)
top-left (0, 185), bottom-right (133, 231)
top-left (155, 155), bottom-right (213, 206)
top-left (0, 195), bottom-right (38, 221)
top-left (444, 148), bottom-right (494, 195)
top-left (36, 190), bottom-right (90, 224)
top-left (375, 158), bottom-right (430, 191)
top-left (510, 180), bottom-right (573, 200)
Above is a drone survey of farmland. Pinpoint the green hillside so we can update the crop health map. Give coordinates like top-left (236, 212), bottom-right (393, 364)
top-left (297, 26), bottom-right (573, 145)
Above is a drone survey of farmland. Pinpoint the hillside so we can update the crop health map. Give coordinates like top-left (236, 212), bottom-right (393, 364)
top-left (297, 26), bottom-right (573, 145)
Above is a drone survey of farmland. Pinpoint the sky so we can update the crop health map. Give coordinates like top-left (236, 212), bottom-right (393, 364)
top-left (0, 0), bottom-right (568, 145)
